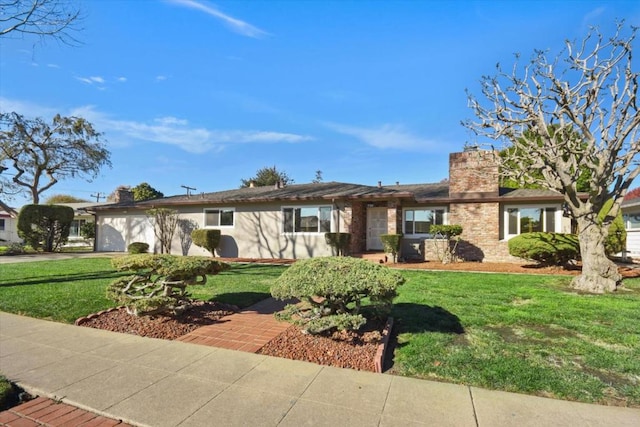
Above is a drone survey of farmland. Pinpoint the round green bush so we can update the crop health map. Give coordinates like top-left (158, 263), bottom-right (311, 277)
top-left (271, 257), bottom-right (404, 334)
top-left (191, 229), bottom-right (221, 257)
top-left (127, 242), bottom-right (149, 254)
top-left (508, 232), bottom-right (579, 266)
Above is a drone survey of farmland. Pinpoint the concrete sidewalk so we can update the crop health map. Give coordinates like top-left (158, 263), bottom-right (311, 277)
top-left (1, 312), bottom-right (639, 427)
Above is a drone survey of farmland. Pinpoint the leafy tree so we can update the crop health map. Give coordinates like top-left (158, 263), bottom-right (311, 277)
top-left (312, 170), bottom-right (323, 183)
top-left (240, 166), bottom-right (293, 188)
top-left (0, 0), bottom-right (82, 45)
top-left (147, 208), bottom-right (179, 254)
top-left (79, 221), bottom-right (95, 240)
top-left (0, 112), bottom-right (111, 205)
top-left (17, 204), bottom-right (74, 252)
top-left (44, 194), bottom-right (89, 204)
top-left (499, 128), bottom-right (591, 192)
top-left (132, 182), bottom-right (164, 201)
top-left (465, 22), bottom-right (639, 293)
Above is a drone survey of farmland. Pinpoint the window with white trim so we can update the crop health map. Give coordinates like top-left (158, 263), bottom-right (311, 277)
top-left (504, 206), bottom-right (559, 237)
top-left (403, 208), bottom-right (446, 235)
top-left (204, 208), bottom-right (235, 227)
top-left (623, 213), bottom-right (640, 230)
top-left (69, 219), bottom-right (86, 238)
top-left (282, 206), bottom-right (331, 233)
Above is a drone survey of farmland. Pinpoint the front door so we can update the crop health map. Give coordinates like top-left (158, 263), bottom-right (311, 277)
top-left (367, 207), bottom-right (388, 251)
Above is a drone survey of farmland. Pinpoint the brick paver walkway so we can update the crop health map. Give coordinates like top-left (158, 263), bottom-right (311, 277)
top-left (0, 396), bottom-right (134, 427)
top-left (176, 297), bottom-right (294, 353)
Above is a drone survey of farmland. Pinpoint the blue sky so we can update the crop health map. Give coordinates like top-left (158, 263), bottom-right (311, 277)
top-left (1, 0), bottom-right (639, 206)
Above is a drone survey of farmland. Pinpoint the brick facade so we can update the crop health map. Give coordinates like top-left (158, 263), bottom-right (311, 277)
top-left (449, 150), bottom-right (499, 196)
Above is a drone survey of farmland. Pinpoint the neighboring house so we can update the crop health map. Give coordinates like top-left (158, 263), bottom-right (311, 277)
top-left (0, 200), bottom-right (20, 244)
top-left (621, 197), bottom-right (640, 257)
top-left (88, 149), bottom-right (575, 262)
top-left (56, 202), bottom-right (109, 247)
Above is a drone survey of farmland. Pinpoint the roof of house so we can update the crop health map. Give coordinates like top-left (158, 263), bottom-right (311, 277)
top-left (0, 200), bottom-right (18, 218)
top-left (88, 181), bottom-right (568, 212)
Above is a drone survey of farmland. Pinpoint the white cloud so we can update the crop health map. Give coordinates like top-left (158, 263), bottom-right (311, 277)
top-left (166, 0), bottom-right (269, 38)
top-left (76, 76), bottom-right (106, 85)
top-left (2, 98), bottom-right (312, 154)
top-left (156, 75), bottom-right (168, 82)
top-left (68, 104), bottom-right (311, 153)
top-left (117, 77), bottom-right (127, 82)
top-left (326, 122), bottom-right (437, 150)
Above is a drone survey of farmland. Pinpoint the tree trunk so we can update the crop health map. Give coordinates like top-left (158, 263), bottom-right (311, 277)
top-left (571, 218), bottom-right (621, 293)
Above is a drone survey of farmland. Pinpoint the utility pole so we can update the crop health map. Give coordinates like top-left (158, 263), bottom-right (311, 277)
top-left (181, 185), bottom-right (196, 197)
top-left (91, 192), bottom-right (104, 202)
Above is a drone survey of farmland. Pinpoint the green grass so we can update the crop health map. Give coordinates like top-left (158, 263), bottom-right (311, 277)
top-left (1, 257), bottom-right (638, 406)
top-left (0, 258), bottom-right (286, 323)
top-left (390, 270), bottom-right (640, 407)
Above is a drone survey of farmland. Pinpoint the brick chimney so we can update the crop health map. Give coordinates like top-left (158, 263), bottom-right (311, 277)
top-left (115, 188), bottom-right (134, 203)
top-left (448, 149), bottom-right (499, 198)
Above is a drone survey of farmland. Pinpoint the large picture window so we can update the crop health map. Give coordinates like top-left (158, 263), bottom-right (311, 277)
top-left (403, 208), bottom-right (446, 235)
top-left (204, 208), bottom-right (234, 227)
top-left (623, 213), bottom-right (640, 230)
top-left (283, 206), bottom-right (331, 233)
top-left (505, 206), bottom-right (558, 237)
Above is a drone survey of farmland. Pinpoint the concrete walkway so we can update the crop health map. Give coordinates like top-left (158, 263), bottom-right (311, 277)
top-left (1, 313), bottom-right (639, 427)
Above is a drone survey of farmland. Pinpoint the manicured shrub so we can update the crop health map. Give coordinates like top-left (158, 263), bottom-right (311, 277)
top-left (191, 229), bottom-right (221, 257)
top-left (430, 224), bottom-right (463, 264)
top-left (599, 199), bottom-right (626, 256)
top-left (80, 221), bottom-right (96, 240)
top-left (324, 232), bottom-right (351, 256)
top-left (127, 242), bottom-right (149, 254)
top-left (107, 254), bottom-right (229, 316)
top-left (508, 232), bottom-right (579, 266)
top-left (17, 204), bottom-right (74, 252)
top-left (271, 257), bottom-right (404, 334)
top-left (380, 234), bottom-right (403, 263)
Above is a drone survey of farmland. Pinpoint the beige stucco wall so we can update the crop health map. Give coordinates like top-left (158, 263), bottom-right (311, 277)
top-left (96, 212), bottom-right (155, 252)
top-left (0, 216), bottom-right (20, 244)
top-left (172, 202), bottom-right (341, 259)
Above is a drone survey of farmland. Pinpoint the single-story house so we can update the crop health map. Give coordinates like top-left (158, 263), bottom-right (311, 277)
top-left (88, 149), bottom-right (576, 262)
top-left (621, 197), bottom-right (640, 257)
top-left (0, 200), bottom-right (20, 244)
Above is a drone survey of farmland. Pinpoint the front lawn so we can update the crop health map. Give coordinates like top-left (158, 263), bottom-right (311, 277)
top-left (0, 258), bottom-right (285, 323)
top-left (0, 257), bottom-right (638, 406)
top-left (391, 270), bottom-right (640, 406)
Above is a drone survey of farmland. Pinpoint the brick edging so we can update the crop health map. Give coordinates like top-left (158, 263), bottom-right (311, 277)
top-left (374, 316), bottom-right (394, 373)
top-left (74, 307), bottom-right (122, 325)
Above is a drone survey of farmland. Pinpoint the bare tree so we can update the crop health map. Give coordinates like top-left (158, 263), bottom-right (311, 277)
top-left (147, 208), bottom-right (179, 254)
top-left (464, 22), bottom-right (639, 293)
top-left (0, 112), bottom-right (111, 204)
top-left (0, 0), bottom-right (81, 44)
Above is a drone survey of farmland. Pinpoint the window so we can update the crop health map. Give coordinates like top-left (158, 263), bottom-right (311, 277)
top-left (69, 219), bottom-right (86, 238)
top-left (505, 206), bottom-right (558, 237)
top-left (0, 218), bottom-right (5, 231)
top-left (283, 206), bottom-right (331, 233)
top-left (204, 208), bottom-right (234, 227)
top-left (403, 208), bottom-right (446, 235)
top-left (623, 213), bottom-right (640, 230)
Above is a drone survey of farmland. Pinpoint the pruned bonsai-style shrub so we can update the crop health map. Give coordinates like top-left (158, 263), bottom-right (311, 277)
top-left (324, 232), bottom-right (351, 256)
top-left (508, 232), bottom-right (579, 266)
top-left (271, 257), bottom-right (404, 334)
top-left (380, 234), bottom-right (403, 263)
top-left (17, 204), bottom-right (74, 252)
top-left (191, 229), bottom-right (221, 257)
top-left (430, 224), bottom-right (463, 264)
top-left (107, 254), bottom-right (230, 316)
top-left (127, 242), bottom-right (149, 254)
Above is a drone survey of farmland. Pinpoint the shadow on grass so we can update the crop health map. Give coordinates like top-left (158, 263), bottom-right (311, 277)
top-left (392, 302), bottom-right (464, 334)
top-left (223, 263), bottom-right (288, 277)
top-left (0, 270), bottom-right (128, 287)
top-left (210, 291), bottom-right (272, 309)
